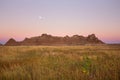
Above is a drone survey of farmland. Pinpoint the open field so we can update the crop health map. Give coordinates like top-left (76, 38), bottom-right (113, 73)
top-left (0, 45), bottom-right (120, 80)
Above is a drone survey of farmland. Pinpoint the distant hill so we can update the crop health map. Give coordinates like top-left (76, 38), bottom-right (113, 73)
top-left (0, 43), bottom-right (2, 46)
top-left (5, 34), bottom-right (104, 46)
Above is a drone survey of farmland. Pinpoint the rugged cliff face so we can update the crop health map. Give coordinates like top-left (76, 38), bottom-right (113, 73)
top-left (5, 34), bottom-right (104, 46)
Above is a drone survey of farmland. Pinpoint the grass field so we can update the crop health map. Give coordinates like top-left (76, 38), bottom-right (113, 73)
top-left (0, 45), bottom-right (120, 80)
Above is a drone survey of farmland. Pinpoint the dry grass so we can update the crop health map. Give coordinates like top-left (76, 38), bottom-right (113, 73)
top-left (0, 45), bottom-right (120, 80)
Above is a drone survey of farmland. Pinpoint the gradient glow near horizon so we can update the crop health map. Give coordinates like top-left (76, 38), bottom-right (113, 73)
top-left (0, 0), bottom-right (120, 44)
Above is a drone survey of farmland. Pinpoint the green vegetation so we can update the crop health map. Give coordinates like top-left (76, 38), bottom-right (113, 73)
top-left (0, 45), bottom-right (120, 80)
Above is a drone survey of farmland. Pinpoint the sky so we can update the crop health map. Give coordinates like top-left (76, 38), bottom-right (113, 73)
top-left (0, 0), bottom-right (120, 44)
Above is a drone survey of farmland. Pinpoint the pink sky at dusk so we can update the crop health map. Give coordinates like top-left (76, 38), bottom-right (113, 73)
top-left (0, 0), bottom-right (120, 44)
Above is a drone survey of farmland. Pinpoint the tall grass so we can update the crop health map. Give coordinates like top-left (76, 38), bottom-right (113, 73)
top-left (0, 45), bottom-right (120, 80)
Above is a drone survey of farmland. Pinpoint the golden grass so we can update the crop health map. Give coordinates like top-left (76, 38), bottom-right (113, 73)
top-left (0, 45), bottom-right (120, 80)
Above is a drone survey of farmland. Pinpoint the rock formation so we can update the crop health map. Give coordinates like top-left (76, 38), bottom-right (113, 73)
top-left (4, 34), bottom-right (104, 46)
top-left (5, 38), bottom-right (20, 46)
top-left (0, 43), bottom-right (2, 46)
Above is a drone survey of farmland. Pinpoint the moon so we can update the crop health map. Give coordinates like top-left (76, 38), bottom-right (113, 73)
top-left (38, 16), bottom-right (44, 20)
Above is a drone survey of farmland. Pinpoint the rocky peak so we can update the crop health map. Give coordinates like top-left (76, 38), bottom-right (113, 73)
top-left (24, 37), bottom-right (29, 40)
top-left (64, 35), bottom-right (70, 39)
top-left (41, 33), bottom-right (51, 37)
top-left (41, 33), bottom-right (48, 37)
top-left (7, 38), bottom-right (16, 43)
top-left (23, 37), bottom-right (30, 42)
top-left (87, 34), bottom-right (96, 39)
top-left (72, 35), bottom-right (80, 38)
top-left (41, 33), bottom-right (52, 39)
top-left (5, 38), bottom-right (17, 46)
top-left (87, 34), bottom-right (104, 44)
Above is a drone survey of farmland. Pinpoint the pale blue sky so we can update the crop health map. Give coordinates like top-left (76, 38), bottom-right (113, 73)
top-left (0, 0), bottom-right (120, 44)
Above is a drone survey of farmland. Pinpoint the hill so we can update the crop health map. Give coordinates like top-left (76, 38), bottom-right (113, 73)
top-left (5, 34), bottom-right (104, 46)
top-left (0, 43), bottom-right (2, 46)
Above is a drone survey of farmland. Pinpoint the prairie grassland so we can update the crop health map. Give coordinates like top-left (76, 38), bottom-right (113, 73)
top-left (0, 45), bottom-right (120, 80)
